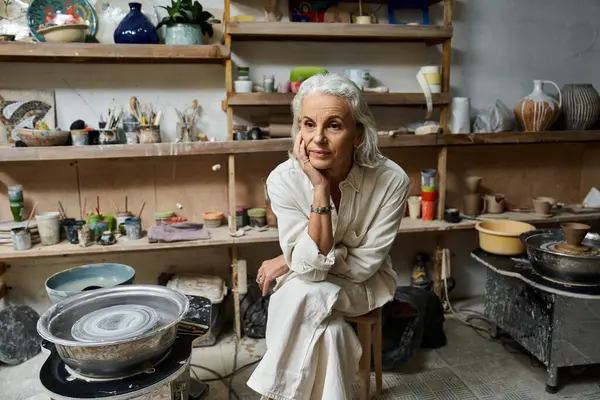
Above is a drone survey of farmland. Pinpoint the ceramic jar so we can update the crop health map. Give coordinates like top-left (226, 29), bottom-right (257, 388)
top-left (514, 80), bottom-right (562, 132)
top-left (114, 2), bottom-right (159, 44)
top-left (137, 125), bottom-right (161, 143)
top-left (165, 24), bottom-right (203, 45)
top-left (560, 84), bottom-right (600, 130)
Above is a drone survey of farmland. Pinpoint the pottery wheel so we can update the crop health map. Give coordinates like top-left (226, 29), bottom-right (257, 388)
top-left (71, 305), bottom-right (159, 343)
top-left (548, 242), bottom-right (599, 256)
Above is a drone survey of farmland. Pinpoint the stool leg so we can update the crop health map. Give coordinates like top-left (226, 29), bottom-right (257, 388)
top-left (357, 323), bottom-right (372, 400)
top-left (372, 316), bottom-right (383, 396)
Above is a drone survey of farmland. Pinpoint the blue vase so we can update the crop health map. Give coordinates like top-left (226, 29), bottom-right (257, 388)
top-left (114, 2), bottom-right (159, 44)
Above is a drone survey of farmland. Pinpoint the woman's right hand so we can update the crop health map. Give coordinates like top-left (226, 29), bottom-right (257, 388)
top-left (294, 134), bottom-right (330, 189)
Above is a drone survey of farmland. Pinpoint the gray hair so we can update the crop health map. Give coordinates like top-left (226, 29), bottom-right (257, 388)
top-left (290, 73), bottom-right (384, 168)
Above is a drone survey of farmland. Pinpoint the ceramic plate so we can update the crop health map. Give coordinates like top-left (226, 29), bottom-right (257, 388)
top-left (27, 0), bottom-right (97, 42)
top-left (71, 304), bottom-right (159, 343)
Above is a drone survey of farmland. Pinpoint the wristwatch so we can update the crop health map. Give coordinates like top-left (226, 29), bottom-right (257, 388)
top-left (311, 205), bottom-right (332, 214)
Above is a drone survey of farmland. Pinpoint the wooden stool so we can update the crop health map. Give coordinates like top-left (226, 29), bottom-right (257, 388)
top-left (345, 307), bottom-right (383, 400)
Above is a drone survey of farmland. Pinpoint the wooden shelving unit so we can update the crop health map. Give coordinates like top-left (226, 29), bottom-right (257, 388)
top-left (0, 43), bottom-right (230, 63)
top-left (226, 22), bottom-right (452, 44)
top-left (226, 92), bottom-right (451, 107)
top-left (2, 130), bottom-right (600, 162)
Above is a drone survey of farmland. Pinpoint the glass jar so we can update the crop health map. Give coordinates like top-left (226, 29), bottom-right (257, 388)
top-left (8, 184), bottom-right (24, 222)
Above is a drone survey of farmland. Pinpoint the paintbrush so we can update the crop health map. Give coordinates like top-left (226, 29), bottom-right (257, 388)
top-left (26, 202), bottom-right (38, 230)
top-left (81, 198), bottom-right (87, 221)
top-left (129, 96), bottom-right (141, 123)
top-left (112, 200), bottom-right (119, 213)
top-left (57, 201), bottom-right (67, 219)
top-left (138, 201), bottom-right (146, 218)
top-left (96, 196), bottom-right (100, 215)
top-left (125, 196), bottom-right (128, 213)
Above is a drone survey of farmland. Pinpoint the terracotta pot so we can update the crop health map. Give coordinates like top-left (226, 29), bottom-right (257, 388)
top-left (465, 176), bottom-right (482, 193)
top-left (532, 197), bottom-right (556, 216)
top-left (561, 84), bottom-right (600, 130)
top-left (561, 222), bottom-right (591, 246)
top-left (514, 80), bottom-right (562, 132)
top-left (475, 220), bottom-right (536, 256)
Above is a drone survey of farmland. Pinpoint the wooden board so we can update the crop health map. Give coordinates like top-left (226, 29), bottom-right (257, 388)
top-left (226, 22), bottom-right (453, 44)
top-left (446, 144), bottom-right (586, 210)
top-left (227, 92), bottom-right (451, 107)
top-left (0, 43), bottom-right (230, 64)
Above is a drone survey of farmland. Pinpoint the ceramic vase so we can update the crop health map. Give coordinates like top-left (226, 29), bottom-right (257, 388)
top-left (165, 24), bottom-right (203, 45)
top-left (561, 84), bottom-right (600, 130)
top-left (114, 2), bottom-right (159, 44)
top-left (514, 80), bottom-right (562, 132)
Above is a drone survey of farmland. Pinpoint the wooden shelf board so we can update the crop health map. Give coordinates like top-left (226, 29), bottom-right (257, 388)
top-left (2, 210), bottom-right (598, 260)
top-left (2, 131), bottom-right (600, 162)
top-left (227, 92), bottom-right (451, 107)
top-left (0, 226), bottom-right (232, 261)
top-left (0, 43), bottom-right (230, 64)
top-left (235, 209), bottom-right (600, 245)
top-left (440, 130), bottom-right (600, 146)
top-left (226, 22), bottom-right (452, 44)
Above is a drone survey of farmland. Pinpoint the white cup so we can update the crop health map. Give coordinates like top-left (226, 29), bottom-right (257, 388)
top-left (234, 80), bottom-right (253, 93)
top-left (355, 16), bottom-right (372, 24)
top-left (407, 196), bottom-right (422, 219)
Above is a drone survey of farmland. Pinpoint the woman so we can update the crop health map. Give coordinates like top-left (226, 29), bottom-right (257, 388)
top-left (247, 73), bottom-right (410, 400)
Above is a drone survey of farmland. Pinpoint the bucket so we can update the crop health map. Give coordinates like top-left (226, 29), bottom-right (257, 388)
top-left (35, 212), bottom-right (61, 246)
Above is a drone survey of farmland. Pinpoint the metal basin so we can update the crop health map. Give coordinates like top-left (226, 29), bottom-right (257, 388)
top-left (520, 229), bottom-right (600, 284)
top-left (37, 284), bottom-right (189, 378)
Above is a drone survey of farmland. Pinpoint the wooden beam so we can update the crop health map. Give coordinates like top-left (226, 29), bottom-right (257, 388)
top-left (0, 43), bottom-right (230, 64)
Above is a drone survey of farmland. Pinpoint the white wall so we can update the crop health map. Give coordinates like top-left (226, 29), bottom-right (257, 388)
top-left (3, 0), bottom-right (600, 301)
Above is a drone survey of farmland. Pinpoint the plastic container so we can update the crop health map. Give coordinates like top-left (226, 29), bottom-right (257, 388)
top-left (8, 184), bottom-right (24, 222)
top-left (155, 211), bottom-right (175, 226)
top-left (248, 208), bottom-right (267, 227)
top-left (35, 211), bottom-right (61, 245)
top-left (203, 212), bottom-right (223, 228)
top-left (166, 275), bottom-right (228, 347)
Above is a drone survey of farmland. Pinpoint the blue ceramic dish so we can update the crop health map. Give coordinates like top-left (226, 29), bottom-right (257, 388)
top-left (27, 0), bottom-right (98, 42)
top-left (45, 263), bottom-right (135, 304)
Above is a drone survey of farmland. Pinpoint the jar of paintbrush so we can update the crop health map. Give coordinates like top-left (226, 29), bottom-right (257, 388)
top-left (130, 96), bottom-right (162, 144)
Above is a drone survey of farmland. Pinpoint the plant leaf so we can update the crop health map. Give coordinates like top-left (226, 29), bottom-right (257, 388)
top-left (192, 2), bottom-right (202, 22)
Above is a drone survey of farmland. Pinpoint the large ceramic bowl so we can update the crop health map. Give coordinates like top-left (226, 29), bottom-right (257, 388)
top-left (17, 129), bottom-right (70, 147)
top-left (475, 220), bottom-right (536, 256)
top-left (45, 263), bottom-right (136, 304)
top-left (38, 24), bottom-right (89, 42)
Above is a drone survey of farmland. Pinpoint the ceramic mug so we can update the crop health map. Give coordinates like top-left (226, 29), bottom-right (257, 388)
top-left (417, 66), bottom-right (442, 119)
top-left (234, 80), bottom-right (253, 93)
top-left (464, 193), bottom-right (486, 216)
top-left (484, 194), bottom-right (505, 214)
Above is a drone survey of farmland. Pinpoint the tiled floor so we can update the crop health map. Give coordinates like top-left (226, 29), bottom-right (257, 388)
top-left (4, 313), bottom-right (600, 400)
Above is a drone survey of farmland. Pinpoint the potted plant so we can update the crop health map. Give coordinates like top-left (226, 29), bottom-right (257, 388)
top-left (157, 0), bottom-right (220, 45)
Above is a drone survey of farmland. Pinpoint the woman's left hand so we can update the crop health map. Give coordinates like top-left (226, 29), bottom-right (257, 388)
top-left (257, 254), bottom-right (290, 296)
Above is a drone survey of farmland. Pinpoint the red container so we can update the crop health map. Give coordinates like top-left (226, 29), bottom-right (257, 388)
top-left (422, 201), bottom-right (436, 221)
top-left (421, 190), bottom-right (438, 202)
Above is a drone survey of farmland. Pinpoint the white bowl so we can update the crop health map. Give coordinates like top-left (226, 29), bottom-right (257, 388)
top-left (38, 24), bottom-right (88, 43)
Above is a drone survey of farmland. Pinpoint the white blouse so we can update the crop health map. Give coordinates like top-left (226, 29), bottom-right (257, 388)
top-left (267, 157), bottom-right (411, 310)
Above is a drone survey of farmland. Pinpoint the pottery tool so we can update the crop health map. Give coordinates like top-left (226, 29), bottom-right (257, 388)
top-left (26, 202), bottom-right (38, 230)
top-left (125, 196), bottom-right (128, 213)
top-left (57, 201), bottom-right (67, 219)
top-left (138, 201), bottom-right (146, 218)
top-left (96, 196), bottom-right (100, 215)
